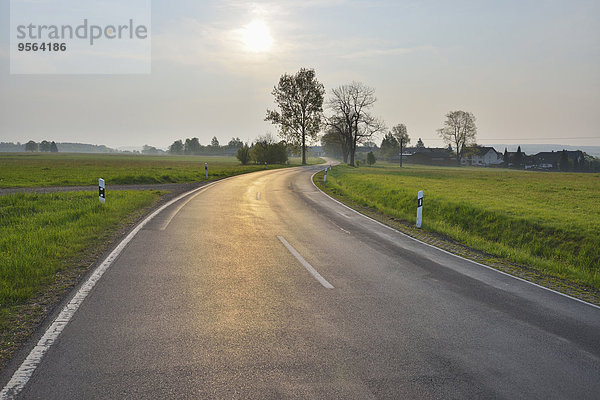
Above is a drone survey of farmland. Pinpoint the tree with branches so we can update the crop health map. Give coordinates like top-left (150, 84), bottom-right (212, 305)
top-left (265, 68), bottom-right (325, 165)
top-left (327, 82), bottom-right (385, 166)
top-left (392, 124), bottom-right (410, 167)
top-left (437, 110), bottom-right (477, 165)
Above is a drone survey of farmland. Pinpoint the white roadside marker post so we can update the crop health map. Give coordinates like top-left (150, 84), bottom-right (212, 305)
top-left (204, 163), bottom-right (208, 180)
top-left (99, 178), bottom-right (105, 204)
top-left (416, 190), bottom-right (423, 228)
top-left (324, 168), bottom-right (327, 183)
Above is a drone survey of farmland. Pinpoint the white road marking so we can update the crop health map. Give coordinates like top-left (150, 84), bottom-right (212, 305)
top-left (0, 179), bottom-right (227, 399)
top-left (310, 171), bottom-right (600, 311)
top-left (277, 235), bottom-right (334, 289)
top-left (329, 219), bottom-right (351, 235)
top-left (337, 211), bottom-right (351, 218)
top-left (256, 192), bottom-right (261, 200)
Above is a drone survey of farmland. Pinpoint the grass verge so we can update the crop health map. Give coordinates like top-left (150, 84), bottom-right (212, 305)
top-left (0, 153), bottom-right (324, 188)
top-left (314, 163), bottom-right (600, 299)
top-left (0, 190), bottom-right (164, 368)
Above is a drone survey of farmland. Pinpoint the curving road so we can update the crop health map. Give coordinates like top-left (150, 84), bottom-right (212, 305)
top-left (6, 165), bottom-right (600, 399)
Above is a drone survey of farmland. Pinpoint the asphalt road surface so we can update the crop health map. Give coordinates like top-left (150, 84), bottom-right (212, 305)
top-left (7, 165), bottom-right (600, 399)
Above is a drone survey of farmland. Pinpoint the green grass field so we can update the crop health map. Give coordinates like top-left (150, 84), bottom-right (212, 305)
top-left (317, 163), bottom-right (600, 288)
top-left (0, 190), bottom-right (165, 364)
top-left (0, 153), bottom-right (323, 188)
top-left (0, 191), bottom-right (162, 307)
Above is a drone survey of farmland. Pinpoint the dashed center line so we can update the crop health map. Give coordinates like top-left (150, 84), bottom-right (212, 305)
top-left (277, 235), bottom-right (334, 289)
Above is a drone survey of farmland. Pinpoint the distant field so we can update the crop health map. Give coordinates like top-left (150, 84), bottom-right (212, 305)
top-left (0, 153), bottom-right (323, 188)
top-left (317, 163), bottom-right (600, 288)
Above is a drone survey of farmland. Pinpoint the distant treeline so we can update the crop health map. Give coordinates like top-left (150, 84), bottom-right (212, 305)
top-left (1, 141), bottom-right (116, 153)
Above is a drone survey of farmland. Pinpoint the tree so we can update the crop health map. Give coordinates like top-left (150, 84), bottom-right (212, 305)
top-left (25, 140), bottom-right (38, 152)
top-left (321, 128), bottom-right (346, 160)
top-left (367, 151), bottom-right (376, 166)
top-left (514, 146), bottom-right (523, 169)
top-left (265, 68), bottom-right (325, 165)
top-left (210, 136), bottom-right (220, 148)
top-left (416, 138), bottom-right (425, 150)
top-left (236, 144), bottom-right (251, 165)
top-left (50, 141), bottom-right (58, 152)
top-left (327, 82), bottom-right (385, 166)
top-left (559, 150), bottom-right (570, 171)
top-left (184, 137), bottom-right (201, 155)
top-left (228, 137), bottom-right (243, 149)
top-left (392, 124), bottom-right (410, 167)
top-left (169, 140), bottom-right (184, 155)
top-left (39, 140), bottom-right (51, 152)
top-left (324, 116), bottom-right (351, 163)
top-left (380, 132), bottom-right (399, 161)
top-left (250, 135), bottom-right (288, 165)
top-left (437, 110), bottom-right (477, 165)
top-left (142, 145), bottom-right (163, 155)
top-left (503, 148), bottom-right (509, 168)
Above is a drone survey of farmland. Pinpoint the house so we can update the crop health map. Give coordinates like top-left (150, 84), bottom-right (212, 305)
top-left (405, 147), bottom-right (455, 166)
top-left (389, 147), bottom-right (418, 163)
top-left (531, 150), bottom-right (584, 170)
top-left (461, 146), bottom-right (503, 166)
top-left (503, 151), bottom-right (533, 168)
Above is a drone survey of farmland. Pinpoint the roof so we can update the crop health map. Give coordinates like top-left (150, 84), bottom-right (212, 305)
top-left (533, 150), bottom-right (583, 164)
top-left (414, 147), bottom-right (451, 154)
top-left (464, 146), bottom-right (499, 157)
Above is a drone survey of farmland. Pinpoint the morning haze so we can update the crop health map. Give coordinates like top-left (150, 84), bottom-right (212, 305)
top-left (1, 0), bottom-right (598, 149)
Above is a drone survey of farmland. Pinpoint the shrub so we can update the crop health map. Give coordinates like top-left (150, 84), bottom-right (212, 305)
top-left (367, 151), bottom-right (376, 166)
top-left (236, 144), bottom-right (251, 165)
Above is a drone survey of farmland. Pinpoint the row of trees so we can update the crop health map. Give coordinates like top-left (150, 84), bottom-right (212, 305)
top-left (168, 136), bottom-right (244, 155)
top-left (24, 140), bottom-right (59, 152)
top-left (265, 67), bottom-right (480, 167)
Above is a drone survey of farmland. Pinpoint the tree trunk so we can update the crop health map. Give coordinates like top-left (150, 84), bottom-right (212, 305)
top-left (301, 129), bottom-right (306, 165)
top-left (400, 140), bottom-right (403, 167)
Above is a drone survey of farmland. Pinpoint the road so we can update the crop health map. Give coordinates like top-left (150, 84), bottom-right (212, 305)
top-left (6, 165), bottom-right (600, 399)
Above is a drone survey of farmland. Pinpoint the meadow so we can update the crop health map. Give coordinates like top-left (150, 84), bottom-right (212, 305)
top-left (317, 163), bottom-right (600, 288)
top-left (0, 190), bottom-right (164, 363)
top-left (0, 153), bottom-right (322, 188)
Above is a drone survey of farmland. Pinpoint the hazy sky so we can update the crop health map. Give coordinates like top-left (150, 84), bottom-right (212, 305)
top-left (1, 0), bottom-right (599, 149)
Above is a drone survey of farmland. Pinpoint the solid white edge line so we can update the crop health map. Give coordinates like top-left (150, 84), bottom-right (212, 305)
top-left (159, 183), bottom-right (217, 230)
top-left (310, 169), bottom-right (600, 311)
top-left (0, 177), bottom-right (233, 400)
top-left (277, 235), bottom-right (334, 289)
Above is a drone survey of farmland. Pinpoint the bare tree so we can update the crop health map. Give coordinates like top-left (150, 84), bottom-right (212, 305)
top-left (437, 110), bottom-right (477, 165)
top-left (265, 68), bottom-right (325, 165)
top-left (392, 124), bottom-right (410, 167)
top-left (321, 123), bottom-right (349, 162)
top-left (327, 82), bottom-right (385, 166)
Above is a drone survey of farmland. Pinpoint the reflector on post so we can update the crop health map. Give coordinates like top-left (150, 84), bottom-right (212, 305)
top-left (99, 178), bottom-right (105, 204)
top-left (416, 190), bottom-right (423, 228)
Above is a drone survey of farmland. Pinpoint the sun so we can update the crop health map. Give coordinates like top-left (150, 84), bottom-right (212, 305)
top-left (239, 20), bottom-right (273, 53)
